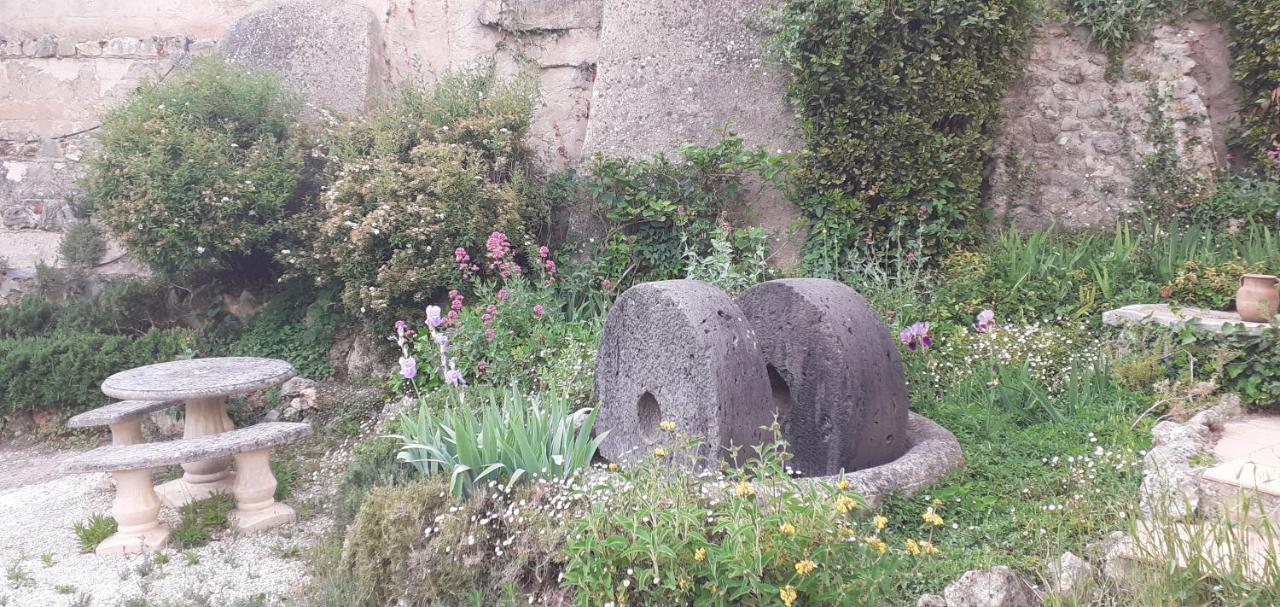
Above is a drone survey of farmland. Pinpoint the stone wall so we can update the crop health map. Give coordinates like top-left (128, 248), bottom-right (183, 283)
top-left (986, 19), bottom-right (1237, 229)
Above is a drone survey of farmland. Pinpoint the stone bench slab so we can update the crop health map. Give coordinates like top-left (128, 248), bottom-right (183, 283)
top-left (67, 400), bottom-right (183, 428)
top-left (60, 422), bottom-right (312, 474)
top-left (1103, 304), bottom-right (1274, 336)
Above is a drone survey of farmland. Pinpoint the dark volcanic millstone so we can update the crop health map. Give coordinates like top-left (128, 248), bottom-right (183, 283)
top-left (594, 280), bottom-right (774, 466)
top-left (737, 278), bottom-right (909, 476)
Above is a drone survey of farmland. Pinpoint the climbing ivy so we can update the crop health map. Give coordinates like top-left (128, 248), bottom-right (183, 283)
top-left (776, 0), bottom-right (1035, 263)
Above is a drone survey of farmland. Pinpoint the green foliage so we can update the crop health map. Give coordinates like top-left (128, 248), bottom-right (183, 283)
top-left (563, 430), bottom-right (899, 606)
top-left (334, 437), bottom-right (417, 527)
top-left (84, 56), bottom-right (308, 285)
top-left (1171, 324), bottom-right (1280, 408)
top-left (230, 280), bottom-right (342, 378)
top-left (396, 388), bottom-right (605, 497)
top-left (683, 225), bottom-right (774, 295)
top-left (0, 329), bottom-right (194, 415)
top-left (1067, 0), bottom-right (1186, 58)
top-left (1229, 0), bottom-right (1280, 169)
top-left (172, 493), bottom-right (235, 548)
top-left (777, 0), bottom-right (1035, 261)
top-left (72, 514), bottom-right (117, 552)
top-left (271, 458), bottom-right (299, 502)
top-left (294, 65), bottom-right (548, 328)
top-left (59, 222), bottom-right (107, 268)
top-left (1184, 173), bottom-right (1280, 227)
top-left (581, 135), bottom-right (783, 283)
top-left (1161, 258), bottom-right (1273, 309)
top-left (1135, 85), bottom-right (1210, 219)
top-left (341, 479), bottom-right (453, 607)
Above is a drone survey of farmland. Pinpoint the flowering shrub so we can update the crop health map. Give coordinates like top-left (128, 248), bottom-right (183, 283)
top-left (84, 57), bottom-right (308, 284)
top-left (289, 66), bottom-right (549, 326)
top-left (562, 427), bottom-right (930, 606)
top-left (924, 321), bottom-right (1100, 399)
top-left (1161, 259), bottom-right (1273, 310)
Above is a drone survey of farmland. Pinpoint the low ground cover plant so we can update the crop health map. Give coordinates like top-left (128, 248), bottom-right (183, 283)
top-left (72, 514), bottom-right (117, 553)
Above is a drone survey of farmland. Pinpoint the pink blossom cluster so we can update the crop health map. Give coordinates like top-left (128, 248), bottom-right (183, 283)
top-left (455, 247), bottom-right (478, 276)
top-left (485, 232), bottom-right (522, 279)
top-left (1269, 142), bottom-right (1280, 166)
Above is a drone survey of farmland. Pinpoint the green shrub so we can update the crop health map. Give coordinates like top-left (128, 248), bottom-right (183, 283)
top-left (59, 222), bottom-right (107, 268)
top-left (172, 493), bottom-right (235, 548)
top-left (292, 65), bottom-right (548, 328)
top-left (396, 388), bottom-right (605, 497)
top-left (230, 280), bottom-right (342, 378)
top-left (72, 514), bottom-right (117, 552)
top-left (0, 329), bottom-right (194, 415)
top-left (581, 135), bottom-right (783, 283)
top-left (1161, 259), bottom-right (1273, 309)
top-left (1230, 0), bottom-right (1280, 170)
top-left (334, 437), bottom-right (417, 527)
top-left (341, 479), bottom-right (453, 607)
top-left (1186, 173), bottom-right (1280, 226)
top-left (0, 296), bottom-right (58, 339)
top-left (777, 0), bottom-right (1034, 261)
top-left (84, 56), bottom-right (308, 285)
top-left (1067, 0), bottom-right (1185, 59)
top-left (563, 430), bottom-right (902, 606)
top-left (683, 224), bottom-right (774, 295)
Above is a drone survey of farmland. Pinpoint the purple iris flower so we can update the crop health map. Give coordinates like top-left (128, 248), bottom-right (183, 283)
top-left (974, 310), bottom-right (996, 333)
top-left (398, 356), bottom-right (418, 380)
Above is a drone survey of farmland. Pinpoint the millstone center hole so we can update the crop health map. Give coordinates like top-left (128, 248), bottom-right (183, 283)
top-left (767, 365), bottom-right (794, 429)
top-left (637, 391), bottom-right (661, 441)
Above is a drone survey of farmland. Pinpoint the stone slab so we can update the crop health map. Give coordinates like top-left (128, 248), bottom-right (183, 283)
top-left (594, 280), bottom-right (774, 466)
top-left (1103, 303), bottom-right (1274, 336)
top-left (737, 278), bottom-right (909, 475)
top-left (60, 422), bottom-right (312, 473)
top-left (101, 357), bottom-right (296, 401)
top-left (479, 0), bottom-right (602, 31)
top-left (67, 399), bottom-right (183, 428)
top-left (219, 0), bottom-right (383, 115)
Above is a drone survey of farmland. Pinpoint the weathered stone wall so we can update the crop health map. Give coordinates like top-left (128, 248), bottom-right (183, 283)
top-left (987, 20), bottom-right (1237, 229)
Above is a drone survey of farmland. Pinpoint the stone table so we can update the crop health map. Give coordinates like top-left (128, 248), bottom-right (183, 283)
top-left (101, 357), bottom-right (296, 507)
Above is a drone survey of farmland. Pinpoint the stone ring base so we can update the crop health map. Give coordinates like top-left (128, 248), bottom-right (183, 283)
top-left (797, 412), bottom-right (964, 509)
top-left (156, 474), bottom-right (237, 509)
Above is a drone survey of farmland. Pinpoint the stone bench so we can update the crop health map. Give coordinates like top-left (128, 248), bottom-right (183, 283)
top-left (60, 422), bottom-right (312, 555)
top-left (67, 400), bottom-right (184, 446)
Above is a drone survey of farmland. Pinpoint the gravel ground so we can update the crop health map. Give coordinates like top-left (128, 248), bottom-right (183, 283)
top-left (0, 449), bottom-right (335, 607)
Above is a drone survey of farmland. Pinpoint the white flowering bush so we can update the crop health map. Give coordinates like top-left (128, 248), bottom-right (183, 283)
top-left (84, 57), bottom-right (308, 284)
top-left (287, 66), bottom-right (549, 326)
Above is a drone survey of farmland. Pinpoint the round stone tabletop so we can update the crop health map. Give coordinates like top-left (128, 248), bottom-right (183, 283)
top-left (101, 357), bottom-right (297, 401)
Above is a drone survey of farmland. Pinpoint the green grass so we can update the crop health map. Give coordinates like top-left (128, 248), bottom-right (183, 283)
top-left (173, 493), bottom-right (236, 548)
top-left (73, 514), bottom-right (118, 553)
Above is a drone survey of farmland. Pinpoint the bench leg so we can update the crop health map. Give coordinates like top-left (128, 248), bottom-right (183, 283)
top-left (96, 468), bottom-right (170, 556)
top-left (228, 448), bottom-right (295, 533)
top-left (157, 396), bottom-right (236, 508)
top-left (108, 419), bottom-right (144, 446)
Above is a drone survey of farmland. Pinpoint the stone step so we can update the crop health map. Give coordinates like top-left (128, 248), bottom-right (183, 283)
top-left (1117, 519), bottom-right (1280, 584)
top-left (1198, 416), bottom-right (1280, 531)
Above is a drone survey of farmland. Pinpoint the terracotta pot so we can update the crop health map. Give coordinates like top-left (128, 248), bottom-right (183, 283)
top-left (1236, 274), bottom-right (1280, 322)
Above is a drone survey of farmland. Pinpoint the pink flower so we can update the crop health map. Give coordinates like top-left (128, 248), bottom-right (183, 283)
top-left (454, 248), bottom-right (470, 264)
top-left (477, 360), bottom-right (488, 372)
top-left (497, 289), bottom-right (509, 300)
top-left (485, 328), bottom-right (496, 341)
top-left (538, 245), bottom-right (550, 259)
top-left (533, 304), bottom-right (545, 320)
top-left (482, 313), bottom-right (492, 324)
top-left (447, 310), bottom-right (459, 322)
top-left (545, 259), bottom-right (557, 274)
top-left (486, 304), bottom-right (498, 315)
top-left (602, 278), bottom-right (613, 292)
top-left (486, 232), bottom-right (512, 260)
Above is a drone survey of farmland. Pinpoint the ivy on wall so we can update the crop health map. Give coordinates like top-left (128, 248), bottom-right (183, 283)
top-left (777, 0), bottom-right (1035, 263)
top-left (1230, 0), bottom-right (1280, 171)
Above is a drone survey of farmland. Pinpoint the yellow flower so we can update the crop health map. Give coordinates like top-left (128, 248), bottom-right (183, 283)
top-left (933, 498), bottom-right (944, 508)
top-left (873, 515), bottom-right (888, 530)
top-left (922, 508), bottom-right (944, 527)
top-left (677, 576), bottom-right (691, 590)
top-left (653, 447), bottom-right (668, 458)
top-left (863, 536), bottom-right (887, 554)
top-left (608, 463), bottom-right (620, 472)
top-left (780, 585), bottom-right (797, 607)
top-left (735, 481), bottom-right (756, 498)
top-left (659, 420), bottom-right (677, 433)
top-left (780, 522), bottom-right (797, 536)
top-left (837, 479), bottom-right (850, 491)
top-left (905, 538), bottom-right (921, 556)
top-left (835, 495), bottom-right (858, 514)
top-left (794, 559), bottom-right (817, 576)
top-left (920, 540), bottom-right (940, 555)
top-left (694, 547), bottom-right (706, 562)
